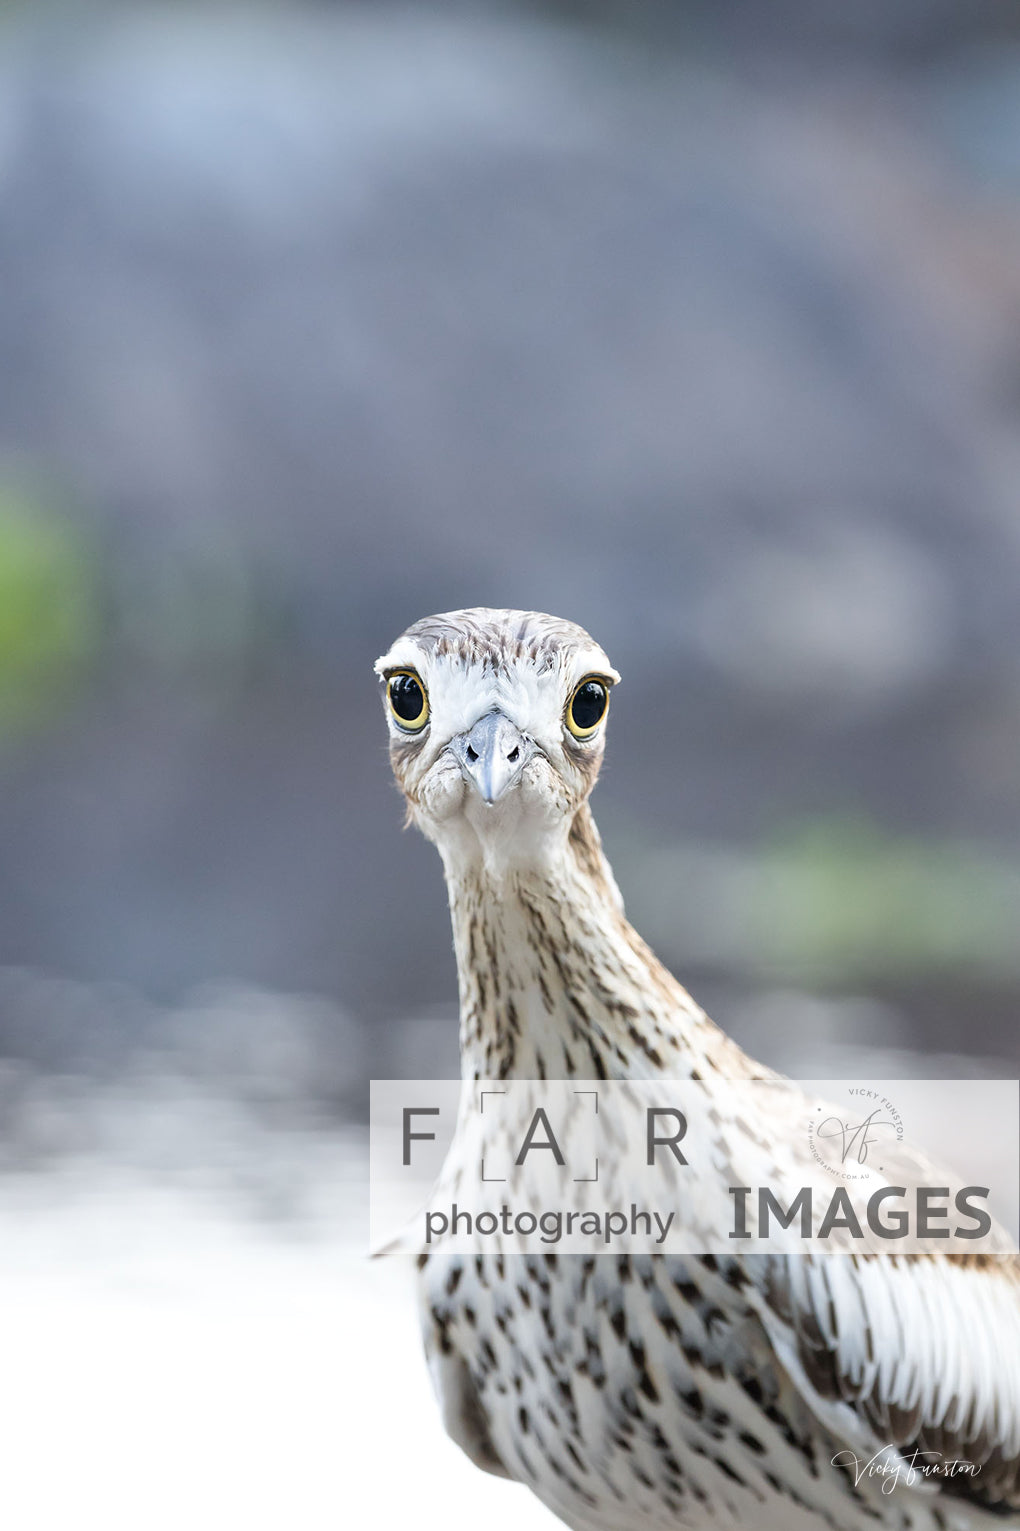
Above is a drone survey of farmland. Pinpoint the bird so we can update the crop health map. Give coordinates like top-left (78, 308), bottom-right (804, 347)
top-left (374, 606), bottom-right (1020, 1531)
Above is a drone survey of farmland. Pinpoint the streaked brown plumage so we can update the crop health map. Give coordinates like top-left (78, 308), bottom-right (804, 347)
top-left (375, 607), bottom-right (1020, 1530)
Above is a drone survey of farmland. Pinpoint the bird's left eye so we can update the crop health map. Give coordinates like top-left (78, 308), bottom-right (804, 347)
top-left (566, 677), bottom-right (609, 739)
top-left (387, 672), bottom-right (429, 732)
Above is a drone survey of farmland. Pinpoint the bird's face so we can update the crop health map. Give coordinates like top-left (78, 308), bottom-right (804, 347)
top-left (375, 609), bottom-right (619, 866)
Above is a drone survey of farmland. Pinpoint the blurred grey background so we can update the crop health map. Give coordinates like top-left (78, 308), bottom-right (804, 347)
top-left (1, 0), bottom-right (1018, 1100)
top-left (0, 3), bottom-right (1018, 1520)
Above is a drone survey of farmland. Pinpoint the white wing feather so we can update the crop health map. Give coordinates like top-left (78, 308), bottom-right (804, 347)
top-left (747, 1253), bottom-right (1020, 1509)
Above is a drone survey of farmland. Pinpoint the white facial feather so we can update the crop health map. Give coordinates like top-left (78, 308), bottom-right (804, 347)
top-left (375, 610), bottom-right (620, 869)
top-left (374, 614), bottom-right (619, 759)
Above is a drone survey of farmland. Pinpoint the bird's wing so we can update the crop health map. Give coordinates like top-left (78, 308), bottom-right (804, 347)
top-left (420, 1287), bottom-right (511, 1480)
top-left (746, 1251), bottom-right (1020, 1511)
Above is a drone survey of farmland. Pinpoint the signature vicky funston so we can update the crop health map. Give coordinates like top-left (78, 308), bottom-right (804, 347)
top-left (832, 1446), bottom-right (981, 1494)
top-left (816, 1108), bottom-right (898, 1166)
top-left (809, 1088), bottom-right (906, 1180)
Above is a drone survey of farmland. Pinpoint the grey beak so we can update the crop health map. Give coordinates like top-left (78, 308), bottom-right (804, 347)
top-left (451, 712), bottom-right (536, 805)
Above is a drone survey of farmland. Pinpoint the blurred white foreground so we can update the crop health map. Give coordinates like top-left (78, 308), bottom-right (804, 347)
top-left (0, 1128), bottom-right (557, 1531)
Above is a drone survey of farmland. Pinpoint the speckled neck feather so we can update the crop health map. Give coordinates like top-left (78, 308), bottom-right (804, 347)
top-left (445, 802), bottom-right (746, 1083)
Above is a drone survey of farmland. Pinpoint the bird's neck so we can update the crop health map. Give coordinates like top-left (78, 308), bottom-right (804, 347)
top-left (441, 803), bottom-right (732, 1082)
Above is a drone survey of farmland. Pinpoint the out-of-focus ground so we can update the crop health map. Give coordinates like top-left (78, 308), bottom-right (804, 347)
top-left (0, 1131), bottom-right (561, 1530)
top-left (1, 0), bottom-right (1020, 1524)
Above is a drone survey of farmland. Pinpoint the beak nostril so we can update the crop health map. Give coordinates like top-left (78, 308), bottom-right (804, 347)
top-left (456, 714), bottom-right (533, 803)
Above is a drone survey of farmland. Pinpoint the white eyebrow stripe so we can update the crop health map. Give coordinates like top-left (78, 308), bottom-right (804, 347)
top-left (568, 647), bottom-right (621, 688)
top-left (374, 639), bottom-right (426, 676)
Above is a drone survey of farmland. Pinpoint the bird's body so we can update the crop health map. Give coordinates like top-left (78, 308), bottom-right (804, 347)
top-left (375, 608), bottom-right (1020, 1531)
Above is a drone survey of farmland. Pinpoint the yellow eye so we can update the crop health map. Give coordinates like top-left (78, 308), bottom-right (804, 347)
top-left (387, 671), bottom-right (429, 732)
top-left (566, 677), bottom-right (610, 739)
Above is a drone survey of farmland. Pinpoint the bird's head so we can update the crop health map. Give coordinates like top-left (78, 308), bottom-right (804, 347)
top-left (375, 608), bottom-right (620, 868)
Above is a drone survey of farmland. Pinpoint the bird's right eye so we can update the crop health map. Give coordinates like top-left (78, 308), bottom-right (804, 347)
top-left (387, 672), bottom-right (429, 731)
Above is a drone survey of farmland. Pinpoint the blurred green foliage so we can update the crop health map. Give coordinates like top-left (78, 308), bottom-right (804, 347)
top-left (617, 815), bottom-right (1020, 987)
top-left (751, 818), bottom-right (1020, 984)
top-left (0, 489), bottom-right (100, 731)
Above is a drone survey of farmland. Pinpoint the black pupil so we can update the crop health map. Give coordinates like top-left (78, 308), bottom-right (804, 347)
top-left (571, 681), bottom-right (606, 732)
top-left (391, 674), bottom-right (425, 723)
